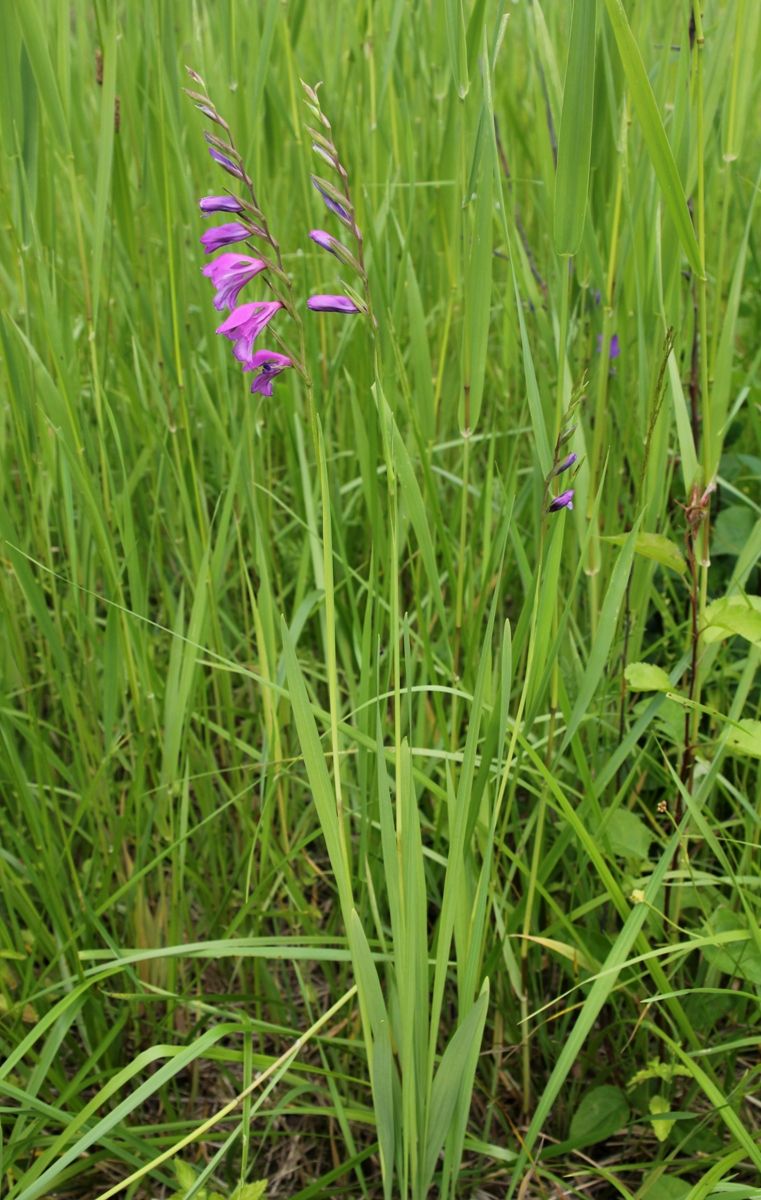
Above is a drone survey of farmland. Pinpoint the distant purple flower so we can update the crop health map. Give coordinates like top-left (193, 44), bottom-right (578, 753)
top-left (216, 301), bottom-right (283, 364)
top-left (245, 350), bottom-right (293, 397)
top-left (202, 253), bottom-right (267, 311)
top-left (311, 177), bottom-right (351, 225)
top-left (548, 489), bottom-right (574, 513)
top-left (201, 223), bottom-right (251, 254)
top-left (209, 146), bottom-right (244, 179)
top-left (307, 294), bottom-right (360, 314)
top-left (199, 194), bottom-right (243, 214)
top-left (597, 332), bottom-right (620, 358)
top-left (553, 452), bottom-right (577, 476)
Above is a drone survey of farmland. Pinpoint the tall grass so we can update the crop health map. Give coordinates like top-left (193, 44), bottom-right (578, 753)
top-left (1, 2), bottom-right (760, 1197)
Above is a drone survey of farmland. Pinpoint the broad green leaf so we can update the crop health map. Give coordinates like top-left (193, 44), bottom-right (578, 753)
top-left (703, 595), bottom-right (761, 648)
top-left (649, 1095), bottom-right (675, 1143)
top-left (625, 662), bottom-right (672, 692)
top-left (601, 0), bottom-right (702, 274)
top-left (604, 532), bottom-right (686, 575)
top-left (702, 909), bottom-right (761, 985)
top-left (640, 1177), bottom-right (690, 1200)
top-left (725, 719), bottom-right (761, 760)
top-left (601, 808), bottom-right (653, 860)
top-left (568, 1084), bottom-right (629, 1146)
top-left (554, 0), bottom-right (597, 255)
top-left (712, 506), bottom-right (756, 557)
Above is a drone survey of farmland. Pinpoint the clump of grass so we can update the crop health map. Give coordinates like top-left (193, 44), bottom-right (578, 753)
top-left (1, 3), bottom-right (760, 1199)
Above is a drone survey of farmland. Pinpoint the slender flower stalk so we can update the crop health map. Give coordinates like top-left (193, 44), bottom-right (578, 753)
top-left (301, 80), bottom-right (374, 326)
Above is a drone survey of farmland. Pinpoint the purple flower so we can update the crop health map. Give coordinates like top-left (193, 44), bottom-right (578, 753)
top-left (548, 489), bottom-right (574, 513)
top-left (200, 223), bottom-right (251, 254)
top-left (553, 452), bottom-right (577, 476)
top-left (200, 194), bottom-right (243, 214)
top-left (202, 253), bottom-right (267, 311)
top-left (216, 301), bottom-right (283, 364)
top-left (209, 146), bottom-right (244, 179)
top-left (307, 294), bottom-right (360, 314)
top-left (597, 332), bottom-right (620, 358)
top-left (309, 229), bottom-right (342, 257)
top-left (311, 177), bottom-right (352, 225)
top-left (245, 350), bottom-right (293, 397)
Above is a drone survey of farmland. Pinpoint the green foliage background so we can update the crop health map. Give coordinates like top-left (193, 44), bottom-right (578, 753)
top-left (1, 1), bottom-right (759, 1197)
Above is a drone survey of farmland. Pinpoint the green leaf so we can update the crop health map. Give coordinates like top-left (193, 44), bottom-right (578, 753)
top-left (649, 1094), bottom-right (675, 1142)
top-left (554, 0), bottom-right (597, 255)
top-left (640, 1174), bottom-right (691, 1199)
top-left (712, 506), bottom-right (756, 557)
top-left (561, 523), bottom-right (640, 751)
top-left (703, 594), bottom-right (761, 648)
top-left (422, 985), bottom-right (489, 1192)
top-left (232, 1183), bottom-right (268, 1200)
top-left (625, 662), bottom-right (673, 692)
top-left (569, 1084), bottom-right (630, 1147)
top-left (445, 0), bottom-right (469, 97)
top-left (725, 719), bottom-right (761, 760)
top-left (702, 909), bottom-right (761, 985)
top-left (173, 1161), bottom-right (198, 1195)
top-left (604, 532), bottom-right (686, 575)
top-left (601, 0), bottom-right (702, 274)
top-left (601, 808), bottom-right (653, 860)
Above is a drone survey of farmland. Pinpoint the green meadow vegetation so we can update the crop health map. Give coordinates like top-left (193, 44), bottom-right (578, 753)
top-left (1, 1), bottom-right (760, 1196)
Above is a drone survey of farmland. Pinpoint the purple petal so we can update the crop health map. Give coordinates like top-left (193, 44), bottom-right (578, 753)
top-left (209, 146), bottom-right (244, 179)
top-left (309, 229), bottom-right (340, 257)
top-left (247, 350), bottom-right (293, 396)
top-left (548, 489), bottom-right (574, 513)
top-left (553, 452), bottom-right (577, 476)
top-left (311, 177), bottom-right (351, 224)
top-left (596, 332), bottom-right (620, 359)
top-left (245, 350), bottom-right (293, 371)
top-left (200, 223), bottom-right (251, 254)
top-left (199, 194), bottom-right (243, 214)
top-left (201, 253), bottom-right (267, 310)
top-left (216, 301), bottom-right (283, 363)
top-left (307, 294), bottom-right (360, 314)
